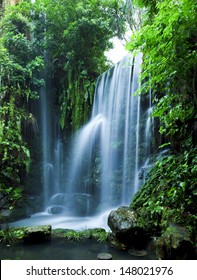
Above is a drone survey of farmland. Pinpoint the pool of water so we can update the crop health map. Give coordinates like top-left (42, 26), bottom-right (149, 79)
top-left (0, 238), bottom-right (156, 260)
top-left (0, 209), bottom-right (157, 260)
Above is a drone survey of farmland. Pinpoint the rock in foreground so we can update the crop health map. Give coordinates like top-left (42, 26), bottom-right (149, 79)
top-left (108, 206), bottom-right (148, 249)
top-left (156, 224), bottom-right (195, 259)
top-left (23, 225), bottom-right (51, 244)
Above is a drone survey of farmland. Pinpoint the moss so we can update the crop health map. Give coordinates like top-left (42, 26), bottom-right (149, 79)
top-left (23, 225), bottom-right (51, 244)
top-left (0, 225), bottom-right (52, 244)
top-left (156, 224), bottom-right (195, 259)
top-left (0, 226), bottom-right (109, 245)
top-left (52, 228), bottom-right (108, 243)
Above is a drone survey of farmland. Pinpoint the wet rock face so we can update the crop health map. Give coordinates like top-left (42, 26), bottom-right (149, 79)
top-left (107, 206), bottom-right (147, 248)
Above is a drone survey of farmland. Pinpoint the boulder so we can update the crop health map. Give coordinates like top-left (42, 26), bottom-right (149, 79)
top-left (108, 206), bottom-right (147, 248)
top-left (23, 225), bottom-right (51, 244)
top-left (156, 224), bottom-right (195, 259)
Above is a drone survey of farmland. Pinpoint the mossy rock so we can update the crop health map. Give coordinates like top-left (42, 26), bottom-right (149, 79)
top-left (156, 224), bottom-right (195, 259)
top-left (108, 206), bottom-right (148, 248)
top-left (23, 225), bottom-right (51, 244)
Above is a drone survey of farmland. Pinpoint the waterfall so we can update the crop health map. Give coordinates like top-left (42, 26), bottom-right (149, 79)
top-left (138, 87), bottom-right (154, 183)
top-left (40, 84), bottom-right (51, 209)
top-left (39, 70), bottom-right (63, 210)
top-left (9, 53), bottom-right (154, 230)
top-left (44, 53), bottom-right (152, 216)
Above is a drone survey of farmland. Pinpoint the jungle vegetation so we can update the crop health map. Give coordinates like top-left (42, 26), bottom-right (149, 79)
top-left (127, 0), bottom-right (197, 238)
top-left (0, 0), bottom-right (196, 238)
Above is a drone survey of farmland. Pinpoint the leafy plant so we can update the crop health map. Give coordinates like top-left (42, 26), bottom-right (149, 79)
top-left (64, 230), bottom-right (82, 242)
top-left (0, 226), bottom-right (25, 244)
top-left (130, 148), bottom-right (197, 238)
top-left (127, 0), bottom-right (197, 151)
top-left (0, 1), bottom-right (44, 212)
top-left (62, 228), bottom-right (109, 242)
top-left (34, 0), bottom-right (127, 130)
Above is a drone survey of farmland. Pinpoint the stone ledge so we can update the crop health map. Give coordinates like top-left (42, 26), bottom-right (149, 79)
top-left (23, 225), bottom-right (51, 244)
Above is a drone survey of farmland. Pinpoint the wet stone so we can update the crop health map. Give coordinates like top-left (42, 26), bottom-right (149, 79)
top-left (128, 248), bottom-right (147, 257)
top-left (97, 253), bottom-right (113, 260)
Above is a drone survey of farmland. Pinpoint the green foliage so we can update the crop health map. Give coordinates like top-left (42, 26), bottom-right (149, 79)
top-left (127, 0), bottom-right (197, 151)
top-left (0, 0), bottom-right (127, 212)
top-left (59, 228), bottom-right (108, 242)
top-left (34, 0), bottom-right (126, 130)
top-left (0, 1), bottom-right (44, 211)
top-left (0, 227), bottom-right (108, 245)
top-left (126, 0), bottom-right (197, 244)
top-left (0, 226), bottom-right (25, 244)
top-left (130, 149), bottom-right (197, 238)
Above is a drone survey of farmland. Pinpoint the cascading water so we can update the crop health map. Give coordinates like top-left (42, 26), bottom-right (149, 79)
top-left (10, 53), bottom-right (153, 229)
top-left (46, 53), bottom-right (152, 217)
top-left (40, 84), bottom-right (51, 209)
top-left (138, 88), bottom-right (154, 183)
top-left (39, 72), bottom-right (63, 211)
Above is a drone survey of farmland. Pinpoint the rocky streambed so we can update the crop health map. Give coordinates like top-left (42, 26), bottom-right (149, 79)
top-left (0, 206), bottom-right (196, 260)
